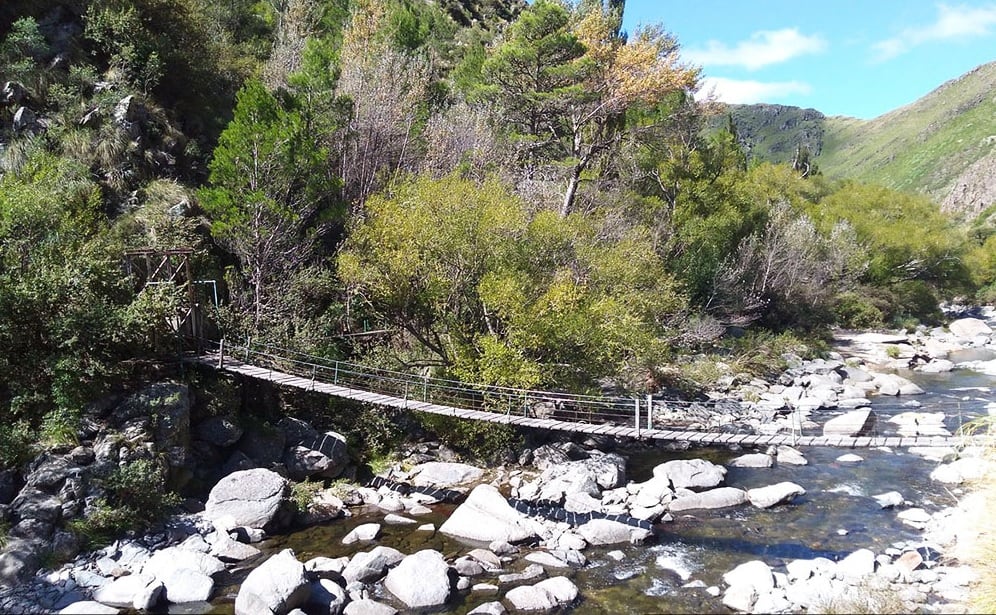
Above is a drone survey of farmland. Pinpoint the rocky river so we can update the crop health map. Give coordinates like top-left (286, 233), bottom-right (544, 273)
top-left (3, 310), bottom-right (996, 614)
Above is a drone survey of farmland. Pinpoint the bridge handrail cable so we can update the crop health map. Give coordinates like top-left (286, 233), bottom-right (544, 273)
top-left (198, 337), bottom-right (988, 427)
top-left (203, 337), bottom-right (654, 424)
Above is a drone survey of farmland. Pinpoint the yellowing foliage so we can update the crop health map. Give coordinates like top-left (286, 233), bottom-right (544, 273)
top-left (572, 10), bottom-right (699, 114)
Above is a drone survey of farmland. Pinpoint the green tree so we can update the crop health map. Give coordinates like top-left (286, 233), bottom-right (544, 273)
top-left (479, 0), bottom-right (587, 174)
top-left (339, 174), bottom-right (527, 365)
top-left (0, 16), bottom-right (48, 86)
top-left (199, 79), bottom-right (340, 332)
top-left (480, 0), bottom-right (698, 215)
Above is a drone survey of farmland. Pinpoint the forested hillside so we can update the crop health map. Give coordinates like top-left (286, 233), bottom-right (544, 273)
top-left (0, 0), bottom-right (990, 467)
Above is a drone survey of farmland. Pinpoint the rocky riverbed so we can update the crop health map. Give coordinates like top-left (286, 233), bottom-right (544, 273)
top-left (2, 308), bottom-right (996, 614)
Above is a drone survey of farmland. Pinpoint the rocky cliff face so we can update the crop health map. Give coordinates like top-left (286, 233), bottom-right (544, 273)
top-left (722, 103), bottom-right (826, 164)
top-left (942, 151), bottom-right (996, 218)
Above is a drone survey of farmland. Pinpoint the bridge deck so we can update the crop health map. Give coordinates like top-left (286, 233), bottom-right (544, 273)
top-left (191, 353), bottom-right (985, 449)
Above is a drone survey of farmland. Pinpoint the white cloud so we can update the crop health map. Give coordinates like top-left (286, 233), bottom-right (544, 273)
top-left (695, 77), bottom-right (813, 105)
top-left (685, 28), bottom-right (827, 70)
top-left (873, 3), bottom-right (996, 60)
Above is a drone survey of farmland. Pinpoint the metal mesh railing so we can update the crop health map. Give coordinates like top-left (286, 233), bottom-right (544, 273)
top-left (204, 338), bottom-right (671, 427)
top-left (197, 337), bottom-right (992, 438)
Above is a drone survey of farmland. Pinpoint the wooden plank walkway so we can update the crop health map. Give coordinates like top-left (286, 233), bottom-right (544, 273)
top-left (191, 354), bottom-right (988, 449)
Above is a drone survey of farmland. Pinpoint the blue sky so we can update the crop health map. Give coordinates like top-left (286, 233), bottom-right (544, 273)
top-left (621, 1), bottom-right (996, 119)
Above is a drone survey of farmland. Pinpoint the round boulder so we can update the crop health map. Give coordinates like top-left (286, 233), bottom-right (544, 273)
top-left (439, 485), bottom-right (544, 543)
top-left (205, 469), bottom-right (292, 531)
top-left (653, 459), bottom-right (726, 490)
top-left (383, 550), bottom-right (451, 609)
top-left (234, 549), bottom-right (309, 615)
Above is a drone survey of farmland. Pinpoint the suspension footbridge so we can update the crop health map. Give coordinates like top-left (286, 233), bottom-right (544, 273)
top-left (189, 340), bottom-right (989, 449)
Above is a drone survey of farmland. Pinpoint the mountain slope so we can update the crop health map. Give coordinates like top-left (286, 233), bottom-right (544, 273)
top-left (718, 61), bottom-right (996, 218)
top-left (716, 104), bottom-right (826, 164)
top-left (820, 61), bottom-right (996, 214)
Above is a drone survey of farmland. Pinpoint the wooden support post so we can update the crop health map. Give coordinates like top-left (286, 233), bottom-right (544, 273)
top-left (646, 394), bottom-right (653, 430)
top-left (217, 338), bottom-right (225, 369)
top-left (634, 398), bottom-right (640, 431)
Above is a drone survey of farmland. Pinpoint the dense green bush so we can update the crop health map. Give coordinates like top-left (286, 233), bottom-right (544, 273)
top-left (417, 414), bottom-right (522, 463)
top-left (832, 291), bottom-right (886, 329)
top-left (70, 457), bottom-right (181, 547)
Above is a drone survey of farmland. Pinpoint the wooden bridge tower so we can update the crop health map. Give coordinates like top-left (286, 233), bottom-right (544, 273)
top-left (124, 247), bottom-right (206, 348)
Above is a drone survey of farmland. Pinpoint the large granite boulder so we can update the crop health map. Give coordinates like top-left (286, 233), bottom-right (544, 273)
top-left (343, 599), bottom-right (398, 615)
top-left (948, 317), bottom-right (992, 338)
top-left (383, 550), bottom-right (452, 609)
top-left (0, 537), bottom-right (44, 588)
top-left (747, 482), bottom-right (806, 508)
top-left (439, 485), bottom-right (544, 543)
top-left (652, 459), bottom-right (726, 490)
top-left (410, 462), bottom-right (484, 488)
top-left (505, 576), bottom-right (579, 610)
top-left (143, 547), bottom-right (226, 579)
top-left (872, 373), bottom-right (924, 396)
top-left (205, 469), bottom-right (293, 531)
top-left (668, 487), bottom-right (748, 512)
top-left (342, 546), bottom-right (405, 584)
top-left (504, 585), bottom-right (557, 611)
top-left (822, 409), bottom-right (875, 437)
top-left (158, 568), bottom-right (214, 604)
top-left (930, 457), bottom-right (989, 484)
top-left (59, 601), bottom-right (120, 614)
top-left (279, 418), bottom-right (349, 480)
top-left (534, 576), bottom-right (579, 604)
top-left (92, 574), bottom-right (163, 610)
top-left (576, 518), bottom-right (651, 546)
top-left (234, 549), bottom-right (309, 615)
top-left (729, 453), bottom-right (773, 468)
top-left (195, 416), bottom-right (244, 448)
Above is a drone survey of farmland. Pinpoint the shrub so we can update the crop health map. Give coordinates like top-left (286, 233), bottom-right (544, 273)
top-left (888, 280), bottom-right (943, 327)
top-left (727, 330), bottom-right (823, 380)
top-left (832, 292), bottom-right (884, 329)
top-left (71, 457), bottom-right (181, 547)
top-left (39, 408), bottom-right (81, 449)
top-left (318, 402), bottom-right (404, 463)
top-left (417, 414), bottom-right (522, 463)
top-left (290, 479), bottom-right (324, 513)
top-left (0, 419), bottom-right (35, 470)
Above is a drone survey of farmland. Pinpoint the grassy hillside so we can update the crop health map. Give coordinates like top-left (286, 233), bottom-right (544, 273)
top-left (717, 61), bottom-right (996, 216)
top-left (819, 62), bottom-right (996, 205)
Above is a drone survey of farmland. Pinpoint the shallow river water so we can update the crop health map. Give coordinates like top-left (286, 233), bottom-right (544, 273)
top-left (207, 365), bottom-right (994, 614)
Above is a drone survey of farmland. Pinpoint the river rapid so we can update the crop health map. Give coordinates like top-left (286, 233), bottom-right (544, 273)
top-left (212, 361), bottom-right (991, 614)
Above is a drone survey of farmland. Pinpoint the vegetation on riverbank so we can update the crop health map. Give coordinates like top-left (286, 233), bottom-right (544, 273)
top-left (959, 418), bottom-right (996, 613)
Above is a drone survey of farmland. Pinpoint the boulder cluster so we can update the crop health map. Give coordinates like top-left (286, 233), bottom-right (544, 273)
top-left (0, 382), bottom-right (351, 601)
top-left (2, 310), bottom-right (995, 613)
